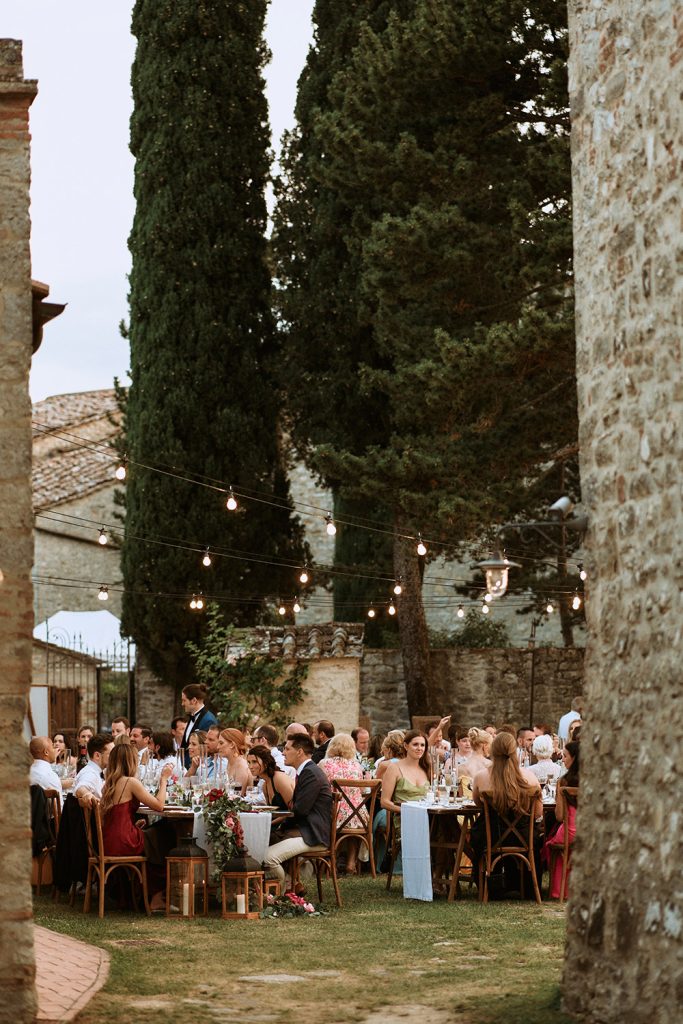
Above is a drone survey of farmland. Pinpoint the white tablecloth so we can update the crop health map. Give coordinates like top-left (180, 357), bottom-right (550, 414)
top-left (193, 810), bottom-right (272, 875)
top-left (400, 801), bottom-right (433, 902)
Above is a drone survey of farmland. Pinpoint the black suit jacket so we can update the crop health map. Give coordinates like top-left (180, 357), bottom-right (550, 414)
top-left (311, 739), bottom-right (330, 764)
top-left (182, 706), bottom-right (219, 767)
top-left (292, 761), bottom-right (333, 848)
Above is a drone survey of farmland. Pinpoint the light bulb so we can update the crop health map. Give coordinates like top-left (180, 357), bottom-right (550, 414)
top-left (367, 608), bottom-right (376, 619)
top-left (202, 548), bottom-right (212, 567)
top-left (98, 586), bottom-right (108, 602)
top-left (484, 593), bottom-right (493, 604)
top-left (546, 602), bottom-right (554, 614)
top-left (299, 566), bottom-right (309, 585)
top-left (98, 527), bottom-right (108, 546)
top-left (115, 463), bottom-right (127, 481)
top-left (226, 488), bottom-right (238, 511)
top-left (196, 598), bottom-right (204, 610)
top-left (325, 513), bottom-right (336, 536)
top-left (579, 564), bottom-right (587, 582)
top-left (572, 594), bottom-right (582, 611)
top-left (388, 602), bottom-right (396, 616)
top-left (481, 602), bottom-right (490, 615)
top-left (416, 533), bottom-right (427, 557)
top-left (190, 597), bottom-right (197, 609)
top-left (457, 605), bottom-right (465, 619)
top-left (393, 578), bottom-right (403, 596)
top-left (278, 604), bottom-right (286, 616)
top-left (293, 599), bottom-right (301, 614)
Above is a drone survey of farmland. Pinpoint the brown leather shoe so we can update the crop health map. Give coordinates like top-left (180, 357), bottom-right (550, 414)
top-left (293, 882), bottom-right (307, 898)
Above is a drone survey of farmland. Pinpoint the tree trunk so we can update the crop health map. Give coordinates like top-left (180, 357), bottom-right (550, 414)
top-left (394, 515), bottom-right (433, 717)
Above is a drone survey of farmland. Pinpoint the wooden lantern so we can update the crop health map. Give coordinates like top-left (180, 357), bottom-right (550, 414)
top-left (165, 836), bottom-right (209, 918)
top-left (220, 854), bottom-right (264, 920)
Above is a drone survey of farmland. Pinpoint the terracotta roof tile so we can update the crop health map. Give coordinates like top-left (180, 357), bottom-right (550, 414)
top-left (232, 623), bottom-right (365, 662)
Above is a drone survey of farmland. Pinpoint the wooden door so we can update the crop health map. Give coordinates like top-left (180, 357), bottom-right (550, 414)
top-left (49, 687), bottom-right (79, 735)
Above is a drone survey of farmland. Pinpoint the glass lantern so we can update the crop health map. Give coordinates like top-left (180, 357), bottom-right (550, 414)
top-left (220, 854), bottom-right (264, 920)
top-left (474, 549), bottom-right (520, 598)
top-left (165, 836), bottom-right (209, 918)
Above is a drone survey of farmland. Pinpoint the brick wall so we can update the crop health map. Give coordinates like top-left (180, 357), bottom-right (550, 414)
top-left (0, 37), bottom-right (37, 1023)
top-left (563, 3), bottom-right (683, 1019)
top-left (361, 647), bottom-right (584, 736)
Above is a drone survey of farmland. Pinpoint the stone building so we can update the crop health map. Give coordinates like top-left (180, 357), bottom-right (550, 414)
top-left (563, 2), bottom-right (683, 1020)
top-left (0, 37), bottom-right (40, 1024)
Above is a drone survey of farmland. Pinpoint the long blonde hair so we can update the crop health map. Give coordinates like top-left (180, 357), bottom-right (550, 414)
top-left (487, 732), bottom-right (537, 815)
top-left (99, 742), bottom-right (138, 819)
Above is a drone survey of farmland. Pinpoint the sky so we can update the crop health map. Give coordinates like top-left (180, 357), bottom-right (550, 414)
top-left (0, 0), bottom-right (315, 402)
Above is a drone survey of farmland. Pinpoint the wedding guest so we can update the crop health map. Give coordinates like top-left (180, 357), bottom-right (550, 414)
top-left (254, 723), bottom-right (287, 771)
top-left (29, 737), bottom-right (62, 794)
top-left (380, 731), bottom-right (431, 814)
top-left (99, 743), bottom-right (173, 911)
top-left (311, 720), bottom-right (335, 763)
top-left (283, 722), bottom-right (308, 745)
top-left (77, 725), bottom-right (95, 745)
top-left (247, 745), bottom-right (295, 810)
top-left (130, 724), bottom-right (153, 762)
top-left (543, 740), bottom-right (580, 898)
top-left (484, 724), bottom-right (497, 738)
top-left (151, 731), bottom-right (177, 769)
top-left (263, 733), bottom-right (333, 884)
top-left (53, 731), bottom-right (77, 769)
top-left (320, 733), bottom-right (368, 874)
top-left (447, 727), bottom-right (472, 769)
top-left (528, 735), bottom-right (563, 783)
top-left (568, 719), bottom-right (582, 741)
top-left (374, 730), bottom-right (405, 781)
top-left (171, 716), bottom-right (188, 752)
top-left (204, 724), bottom-right (228, 779)
top-left (217, 728), bottom-right (251, 793)
top-left (111, 716), bottom-right (130, 739)
top-left (76, 725), bottom-right (95, 771)
top-left (184, 730), bottom-right (208, 777)
top-left (461, 727), bottom-right (492, 778)
top-left (558, 697), bottom-right (583, 741)
top-left (352, 727), bottom-right (371, 758)
top-left (74, 733), bottom-right (114, 805)
top-left (425, 717), bottom-right (452, 761)
top-left (180, 683), bottom-right (218, 765)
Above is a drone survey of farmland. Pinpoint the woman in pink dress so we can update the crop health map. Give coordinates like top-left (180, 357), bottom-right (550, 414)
top-left (320, 732), bottom-right (368, 874)
top-left (543, 740), bottom-right (580, 898)
top-left (100, 742), bottom-right (173, 910)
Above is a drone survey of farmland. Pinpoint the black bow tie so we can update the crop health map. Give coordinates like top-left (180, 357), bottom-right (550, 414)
top-left (100, 772), bottom-right (105, 780)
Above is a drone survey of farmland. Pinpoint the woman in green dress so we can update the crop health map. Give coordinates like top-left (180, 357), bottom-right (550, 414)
top-left (379, 731), bottom-right (431, 873)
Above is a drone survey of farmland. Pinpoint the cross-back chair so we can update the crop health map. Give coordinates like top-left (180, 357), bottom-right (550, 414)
top-left (332, 778), bottom-right (382, 878)
top-left (479, 794), bottom-right (542, 904)
top-left (291, 794), bottom-right (342, 907)
top-left (83, 801), bottom-right (151, 918)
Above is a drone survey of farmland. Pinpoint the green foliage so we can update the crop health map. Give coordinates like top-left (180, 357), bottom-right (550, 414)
top-left (430, 610), bottom-right (510, 650)
top-left (122, 0), bottom-right (307, 688)
top-left (186, 604), bottom-right (308, 728)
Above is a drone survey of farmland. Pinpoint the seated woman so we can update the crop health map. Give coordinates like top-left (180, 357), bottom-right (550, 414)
top-left (528, 735), bottom-right (563, 783)
top-left (183, 730), bottom-right (208, 777)
top-left (372, 731), bottom-right (405, 867)
top-left (319, 732), bottom-right (368, 874)
top-left (379, 731), bottom-right (431, 873)
top-left (246, 744), bottom-right (295, 811)
top-left (471, 732), bottom-right (543, 898)
top-left (461, 727), bottom-right (492, 779)
top-left (217, 728), bottom-right (251, 794)
top-left (543, 740), bottom-right (580, 898)
top-left (99, 742), bottom-right (173, 911)
top-left (53, 731), bottom-right (78, 770)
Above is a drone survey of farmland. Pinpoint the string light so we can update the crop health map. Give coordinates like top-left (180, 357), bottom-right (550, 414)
top-left (484, 593), bottom-right (493, 604)
top-left (325, 513), bottom-right (336, 537)
top-left (299, 564), bottom-right (310, 585)
top-left (388, 600), bottom-right (396, 616)
top-left (98, 585), bottom-right (108, 601)
top-left (579, 563), bottom-right (587, 582)
top-left (98, 527), bottom-right (108, 546)
top-left (393, 577), bottom-right (403, 596)
top-left (367, 607), bottom-right (376, 618)
top-left (189, 595), bottom-right (197, 609)
top-left (546, 601), bottom-right (554, 614)
top-left (293, 597), bottom-right (301, 614)
top-left (457, 604), bottom-right (465, 619)
top-left (226, 488), bottom-right (238, 511)
top-left (115, 459), bottom-right (127, 481)
top-left (481, 602), bottom-right (490, 615)
top-left (202, 547), bottom-right (212, 567)
top-left (278, 602), bottom-right (286, 616)
top-left (195, 594), bottom-right (204, 610)
top-left (416, 534), bottom-right (427, 557)
top-left (572, 593), bottom-right (582, 611)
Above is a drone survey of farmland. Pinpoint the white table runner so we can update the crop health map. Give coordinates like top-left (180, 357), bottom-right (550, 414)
top-left (400, 801), bottom-right (433, 902)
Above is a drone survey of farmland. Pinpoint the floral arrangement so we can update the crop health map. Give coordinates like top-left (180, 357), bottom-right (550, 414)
top-left (202, 789), bottom-right (251, 880)
top-left (261, 891), bottom-right (326, 918)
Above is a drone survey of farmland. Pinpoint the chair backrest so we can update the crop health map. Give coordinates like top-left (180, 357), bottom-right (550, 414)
top-left (82, 802), bottom-right (104, 864)
top-left (481, 793), bottom-right (535, 868)
top-left (44, 788), bottom-right (62, 843)
top-left (332, 778), bottom-right (380, 833)
top-left (328, 793), bottom-right (341, 850)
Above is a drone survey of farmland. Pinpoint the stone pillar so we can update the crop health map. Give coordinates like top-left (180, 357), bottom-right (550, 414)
top-left (563, 4), bottom-right (683, 1020)
top-left (0, 38), bottom-right (38, 1023)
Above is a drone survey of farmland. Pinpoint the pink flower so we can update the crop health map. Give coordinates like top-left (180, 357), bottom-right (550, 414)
top-left (304, 903), bottom-right (315, 913)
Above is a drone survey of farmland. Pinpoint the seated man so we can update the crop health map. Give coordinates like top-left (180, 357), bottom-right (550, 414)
top-left (263, 732), bottom-right (333, 883)
top-left (29, 737), bottom-right (62, 794)
top-left (311, 720), bottom-right (335, 764)
top-left (73, 733), bottom-right (114, 805)
top-left (130, 723), bottom-right (153, 763)
top-left (205, 724), bottom-right (228, 779)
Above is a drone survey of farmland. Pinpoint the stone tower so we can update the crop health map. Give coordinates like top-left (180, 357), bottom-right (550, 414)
top-left (0, 39), bottom-right (37, 1022)
top-left (563, 2), bottom-right (683, 1020)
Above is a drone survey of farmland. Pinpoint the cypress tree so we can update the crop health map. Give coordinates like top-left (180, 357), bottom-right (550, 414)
top-left (122, 0), bottom-right (305, 690)
top-left (276, 0), bottom-right (575, 712)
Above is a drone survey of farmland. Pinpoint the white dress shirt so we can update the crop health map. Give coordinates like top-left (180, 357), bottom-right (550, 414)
top-left (73, 760), bottom-right (105, 799)
top-left (29, 760), bottom-right (63, 794)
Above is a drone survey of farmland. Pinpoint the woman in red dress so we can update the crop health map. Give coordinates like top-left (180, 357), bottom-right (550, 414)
top-left (100, 741), bottom-right (173, 910)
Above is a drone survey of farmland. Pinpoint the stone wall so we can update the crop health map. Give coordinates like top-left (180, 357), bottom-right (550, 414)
top-left (361, 647), bottom-right (585, 736)
top-left (563, 3), bottom-right (683, 1020)
top-left (31, 640), bottom-right (99, 732)
top-left (0, 37), bottom-right (37, 1023)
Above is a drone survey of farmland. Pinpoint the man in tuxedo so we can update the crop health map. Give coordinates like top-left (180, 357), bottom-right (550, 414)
top-left (180, 684), bottom-right (218, 766)
top-left (263, 732), bottom-right (333, 883)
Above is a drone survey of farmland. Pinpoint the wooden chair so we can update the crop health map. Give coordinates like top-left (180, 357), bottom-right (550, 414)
top-left (479, 794), bottom-right (542, 904)
top-left (332, 778), bottom-right (382, 878)
top-left (83, 802), bottom-right (151, 918)
top-left (33, 788), bottom-right (61, 895)
top-left (291, 795), bottom-right (342, 907)
top-left (549, 786), bottom-right (578, 902)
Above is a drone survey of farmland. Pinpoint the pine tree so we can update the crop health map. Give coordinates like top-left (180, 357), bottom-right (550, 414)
top-left (276, 0), bottom-right (575, 713)
top-left (122, 0), bottom-right (306, 690)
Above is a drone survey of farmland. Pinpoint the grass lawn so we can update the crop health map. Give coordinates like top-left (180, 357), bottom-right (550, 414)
top-left (34, 875), bottom-right (571, 1024)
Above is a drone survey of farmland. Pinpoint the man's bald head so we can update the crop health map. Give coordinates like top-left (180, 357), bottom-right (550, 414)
top-left (30, 736), bottom-right (55, 762)
top-left (285, 722), bottom-right (307, 738)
